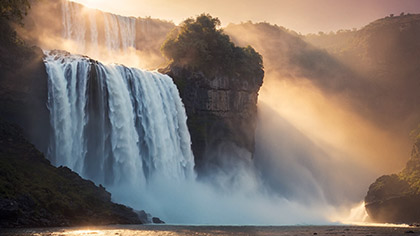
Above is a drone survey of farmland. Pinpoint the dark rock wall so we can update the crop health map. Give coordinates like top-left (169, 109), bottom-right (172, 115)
top-left (0, 119), bottom-right (141, 227)
top-left (365, 138), bottom-right (420, 224)
top-left (165, 66), bottom-right (263, 174)
top-left (0, 20), bottom-right (50, 154)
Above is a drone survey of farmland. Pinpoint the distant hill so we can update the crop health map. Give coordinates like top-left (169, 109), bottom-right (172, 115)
top-left (304, 14), bottom-right (420, 129)
top-left (305, 13), bottom-right (420, 75)
top-left (225, 15), bottom-right (420, 137)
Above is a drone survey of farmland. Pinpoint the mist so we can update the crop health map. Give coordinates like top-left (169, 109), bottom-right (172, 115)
top-left (70, 0), bottom-right (420, 34)
top-left (17, 0), bottom-right (420, 225)
top-left (18, 0), bottom-right (173, 69)
top-left (108, 151), bottom-right (338, 225)
top-left (222, 21), bottom-right (417, 220)
top-left (255, 77), bottom-right (409, 206)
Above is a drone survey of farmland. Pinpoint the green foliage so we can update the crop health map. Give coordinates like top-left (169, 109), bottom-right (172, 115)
top-left (410, 124), bottom-right (420, 142)
top-left (161, 14), bottom-right (263, 79)
top-left (0, 0), bottom-right (30, 25)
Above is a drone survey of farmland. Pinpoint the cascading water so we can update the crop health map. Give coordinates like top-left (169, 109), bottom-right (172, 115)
top-left (44, 50), bottom-right (195, 188)
top-left (62, 0), bottom-right (137, 53)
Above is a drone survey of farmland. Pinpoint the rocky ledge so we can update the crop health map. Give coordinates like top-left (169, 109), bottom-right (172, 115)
top-left (365, 133), bottom-right (420, 224)
top-left (0, 118), bottom-right (143, 227)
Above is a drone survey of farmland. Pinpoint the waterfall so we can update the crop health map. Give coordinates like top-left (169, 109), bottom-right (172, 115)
top-left (61, 0), bottom-right (137, 53)
top-left (44, 50), bottom-right (195, 187)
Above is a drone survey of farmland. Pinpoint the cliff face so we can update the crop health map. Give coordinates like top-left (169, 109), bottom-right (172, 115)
top-left (0, 19), bottom-right (50, 153)
top-left (0, 118), bottom-right (142, 227)
top-left (165, 66), bottom-right (263, 174)
top-left (365, 136), bottom-right (420, 224)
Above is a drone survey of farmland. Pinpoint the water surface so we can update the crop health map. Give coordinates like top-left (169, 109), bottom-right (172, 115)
top-left (2, 225), bottom-right (417, 236)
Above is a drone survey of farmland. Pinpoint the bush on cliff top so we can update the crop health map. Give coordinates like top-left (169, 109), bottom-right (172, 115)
top-left (410, 124), bottom-right (420, 142)
top-left (161, 14), bottom-right (263, 80)
top-left (0, 0), bottom-right (30, 24)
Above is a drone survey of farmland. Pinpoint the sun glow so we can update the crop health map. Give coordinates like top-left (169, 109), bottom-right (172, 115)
top-left (259, 77), bottom-right (410, 174)
top-left (331, 202), bottom-right (411, 227)
top-left (72, 0), bottom-right (106, 9)
top-left (54, 229), bottom-right (105, 235)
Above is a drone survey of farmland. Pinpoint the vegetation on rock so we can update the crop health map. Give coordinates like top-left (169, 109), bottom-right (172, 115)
top-left (0, 0), bottom-right (30, 24)
top-left (365, 124), bottom-right (420, 223)
top-left (0, 0), bottom-right (52, 154)
top-left (161, 14), bottom-right (263, 80)
top-left (0, 0), bottom-right (35, 73)
top-left (161, 14), bottom-right (264, 173)
top-left (0, 118), bottom-right (141, 227)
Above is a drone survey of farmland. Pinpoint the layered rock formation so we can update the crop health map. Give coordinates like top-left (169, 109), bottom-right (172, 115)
top-left (0, 118), bottom-right (142, 227)
top-left (365, 132), bottom-right (420, 224)
top-left (165, 66), bottom-right (263, 174)
top-left (159, 14), bottom-right (264, 174)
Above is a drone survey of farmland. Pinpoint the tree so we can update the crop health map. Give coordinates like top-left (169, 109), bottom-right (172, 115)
top-left (410, 124), bottom-right (420, 142)
top-left (161, 14), bottom-right (263, 80)
top-left (0, 0), bottom-right (31, 24)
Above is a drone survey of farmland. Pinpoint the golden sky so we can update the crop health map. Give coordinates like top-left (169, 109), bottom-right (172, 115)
top-left (72, 0), bottom-right (420, 34)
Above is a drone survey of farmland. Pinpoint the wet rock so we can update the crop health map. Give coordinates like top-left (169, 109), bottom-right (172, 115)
top-left (152, 217), bottom-right (165, 224)
top-left (137, 210), bottom-right (152, 224)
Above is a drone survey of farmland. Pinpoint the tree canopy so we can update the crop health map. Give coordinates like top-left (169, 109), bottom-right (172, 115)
top-left (0, 0), bottom-right (30, 24)
top-left (411, 124), bottom-right (420, 142)
top-left (161, 14), bottom-right (263, 79)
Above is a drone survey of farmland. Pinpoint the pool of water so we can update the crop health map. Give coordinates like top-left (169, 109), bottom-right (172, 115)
top-left (1, 225), bottom-right (417, 236)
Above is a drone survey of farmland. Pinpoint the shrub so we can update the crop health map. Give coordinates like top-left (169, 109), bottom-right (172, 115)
top-left (0, 0), bottom-right (30, 25)
top-left (161, 14), bottom-right (263, 80)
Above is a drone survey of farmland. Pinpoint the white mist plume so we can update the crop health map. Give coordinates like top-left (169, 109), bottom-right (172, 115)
top-left (38, 0), bottom-right (414, 225)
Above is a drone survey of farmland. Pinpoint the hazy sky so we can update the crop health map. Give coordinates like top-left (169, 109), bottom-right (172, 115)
top-left (72, 0), bottom-right (420, 34)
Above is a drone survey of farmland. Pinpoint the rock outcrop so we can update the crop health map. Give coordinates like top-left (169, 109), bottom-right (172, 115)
top-left (159, 14), bottom-right (264, 175)
top-left (365, 133), bottom-right (420, 224)
top-left (0, 19), bottom-right (50, 153)
top-left (165, 66), bottom-right (263, 174)
top-left (0, 118), bottom-right (142, 227)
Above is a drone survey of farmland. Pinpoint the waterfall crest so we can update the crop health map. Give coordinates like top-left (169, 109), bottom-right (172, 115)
top-left (44, 50), bottom-right (195, 187)
top-left (62, 0), bottom-right (137, 53)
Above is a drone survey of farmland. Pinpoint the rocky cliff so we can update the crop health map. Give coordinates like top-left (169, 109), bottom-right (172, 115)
top-left (0, 118), bottom-right (142, 227)
top-left (0, 18), bottom-right (50, 153)
top-left (365, 130), bottom-right (420, 224)
top-left (165, 66), bottom-right (263, 174)
top-left (160, 15), bottom-right (264, 174)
